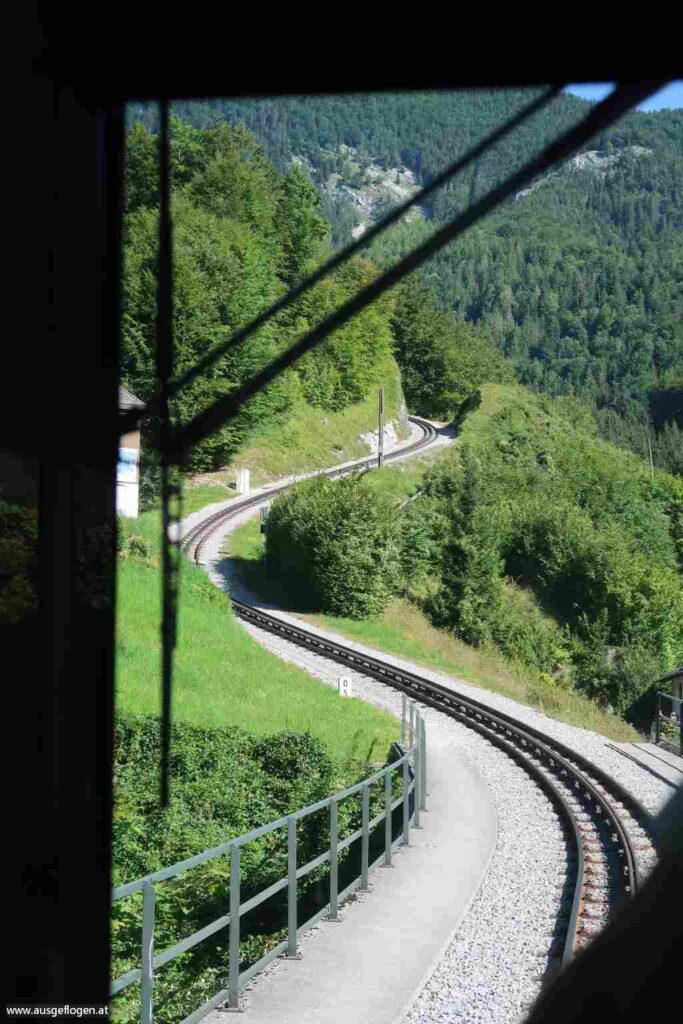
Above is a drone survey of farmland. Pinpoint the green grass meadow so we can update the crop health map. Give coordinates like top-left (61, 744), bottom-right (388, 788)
top-left (116, 508), bottom-right (399, 765)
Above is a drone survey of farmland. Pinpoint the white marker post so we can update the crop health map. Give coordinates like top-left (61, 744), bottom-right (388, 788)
top-left (338, 677), bottom-right (353, 698)
top-left (378, 387), bottom-right (385, 469)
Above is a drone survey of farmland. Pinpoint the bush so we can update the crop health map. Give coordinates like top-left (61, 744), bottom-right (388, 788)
top-left (266, 474), bottom-right (403, 618)
top-left (487, 583), bottom-right (568, 673)
top-left (570, 616), bottom-right (667, 718)
top-left (112, 715), bottom-right (342, 1024)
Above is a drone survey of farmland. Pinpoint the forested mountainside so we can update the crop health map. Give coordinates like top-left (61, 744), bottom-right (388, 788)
top-left (129, 92), bottom-right (683, 474)
top-left (121, 117), bottom-right (504, 487)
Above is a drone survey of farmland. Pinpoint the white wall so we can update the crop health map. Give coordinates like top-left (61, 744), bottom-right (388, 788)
top-left (117, 482), bottom-right (139, 518)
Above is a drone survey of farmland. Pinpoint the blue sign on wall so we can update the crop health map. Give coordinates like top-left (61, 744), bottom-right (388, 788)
top-left (117, 447), bottom-right (139, 483)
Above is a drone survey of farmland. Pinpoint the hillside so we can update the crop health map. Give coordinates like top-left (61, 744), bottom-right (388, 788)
top-left (228, 382), bottom-right (683, 734)
top-left (136, 92), bottom-right (683, 475)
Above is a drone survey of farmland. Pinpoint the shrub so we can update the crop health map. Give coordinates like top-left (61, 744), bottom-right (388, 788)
top-left (112, 715), bottom-right (343, 1024)
top-left (266, 474), bottom-right (403, 618)
top-left (487, 583), bottom-right (568, 673)
top-left (570, 616), bottom-right (667, 718)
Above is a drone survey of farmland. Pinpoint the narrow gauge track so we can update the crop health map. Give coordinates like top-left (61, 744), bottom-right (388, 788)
top-left (181, 416), bottom-right (658, 975)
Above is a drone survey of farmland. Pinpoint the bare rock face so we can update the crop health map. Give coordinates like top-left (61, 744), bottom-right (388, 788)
top-left (315, 144), bottom-right (427, 235)
top-left (359, 420), bottom-right (400, 454)
top-left (515, 145), bottom-right (652, 201)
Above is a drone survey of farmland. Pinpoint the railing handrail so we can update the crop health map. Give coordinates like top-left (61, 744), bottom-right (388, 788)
top-left (657, 689), bottom-right (682, 708)
top-left (112, 751), bottom-right (408, 900)
top-left (111, 700), bottom-right (427, 1022)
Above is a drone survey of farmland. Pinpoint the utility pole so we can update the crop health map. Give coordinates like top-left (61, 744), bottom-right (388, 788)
top-left (646, 426), bottom-right (654, 480)
top-left (378, 387), bottom-right (385, 469)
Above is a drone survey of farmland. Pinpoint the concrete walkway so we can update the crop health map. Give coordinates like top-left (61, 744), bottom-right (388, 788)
top-left (206, 735), bottom-right (496, 1024)
top-left (607, 741), bottom-right (683, 788)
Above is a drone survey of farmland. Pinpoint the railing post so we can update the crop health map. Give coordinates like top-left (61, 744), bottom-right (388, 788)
top-left (401, 694), bottom-right (407, 744)
top-left (414, 729), bottom-right (421, 829)
top-left (286, 818), bottom-right (300, 958)
top-left (421, 717), bottom-right (427, 811)
top-left (402, 756), bottom-right (410, 846)
top-left (228, 844), bottom-right (241, 1010)
top-left (409, 701), bottom-right (415, 746)
top-left (327, 799), bottom-right (339, 921)
top-left (140, 881), bottom-right (155, 1024)
top-left (384, 770), bottom-right (393, 867)
top-left (360, 784), bottom-right (370, 889)
top-left (656, 693), bottom-right (661, 745)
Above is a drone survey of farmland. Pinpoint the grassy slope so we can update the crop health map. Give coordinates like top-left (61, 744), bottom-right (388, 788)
top-left (187, 353), bottom-right (409, 495)
top-left (227, 453), bottom-right (640, 744)
top-left (458, 382), bottom-right (649, 471)
top-left (116, 508), bottom-right (398, 766)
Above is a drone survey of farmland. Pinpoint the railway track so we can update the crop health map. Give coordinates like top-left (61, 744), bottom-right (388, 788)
top-left (181, 416), bottom-right (659, 978)
top-left (181, 415), bottom-right (438, 564)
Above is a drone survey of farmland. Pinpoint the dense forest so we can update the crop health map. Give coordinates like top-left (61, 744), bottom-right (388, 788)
top-left (129, 92), bottom-right (682, 475)
top-left (122, 119), bottom-right (399, 476)
top-left (121, 117), bottom-right (504, 488)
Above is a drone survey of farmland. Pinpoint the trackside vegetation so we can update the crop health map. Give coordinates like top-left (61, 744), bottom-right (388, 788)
top-left (238, 383), bottom-right (683, 733)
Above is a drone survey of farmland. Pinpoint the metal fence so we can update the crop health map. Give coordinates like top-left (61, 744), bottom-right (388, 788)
top-left (111, 698), bottom-right (426, 1022)
top-left (654, 691), bottom-right (682, 755)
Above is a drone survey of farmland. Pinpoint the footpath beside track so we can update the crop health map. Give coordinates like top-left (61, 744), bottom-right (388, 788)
top-left (182, 418), bottom-right (661, 1021)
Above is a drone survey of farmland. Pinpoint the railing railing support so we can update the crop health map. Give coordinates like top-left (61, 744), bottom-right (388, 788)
top-left (402, 756), bottom-right (410, 846)
top-left (113, 714), bottom-right (426, 1023)
top-left (327, 799), bottom-right (340, 921)
top-left (360, 784), bottom-right (370, 889)
top-left (286, 818), bottom-right (300, 958)
top-left (383, 771), bottom-right (393, 867)
top-left (140, 881), bottom-right (155, 1024)
top-left (423, 717), bottom-right (428, 810)
top-left (401, 694), bottom-right (407, 744)
top-left (414, 736), bottom-right (421, 829)
top-left (228, 845), bottom-right (241, 1010)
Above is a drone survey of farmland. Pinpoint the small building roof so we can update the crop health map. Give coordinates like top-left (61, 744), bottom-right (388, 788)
top-left (118, 385), bottom-right (145, 411)
top-left (658, 666), bottom-right (683, 685)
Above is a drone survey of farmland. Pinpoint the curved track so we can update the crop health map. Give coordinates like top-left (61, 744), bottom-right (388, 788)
top-left (182, 415), bottom-right (437, 565)
top-left (181, 416), bottom-right (658, 975)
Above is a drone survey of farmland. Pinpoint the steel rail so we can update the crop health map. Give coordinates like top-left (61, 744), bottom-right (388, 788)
top-left (180, 415), bottom-right (438, 563)
top-left (181, 425), bottom-right (658, 968)
top-left (232, 601), bottom-right (633, 966)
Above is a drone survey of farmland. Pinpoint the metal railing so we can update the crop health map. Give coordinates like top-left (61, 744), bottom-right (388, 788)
top-left (654, 690), bottom-right (682, 755)
top-left (111, 699), bottom-right (426, 1022)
